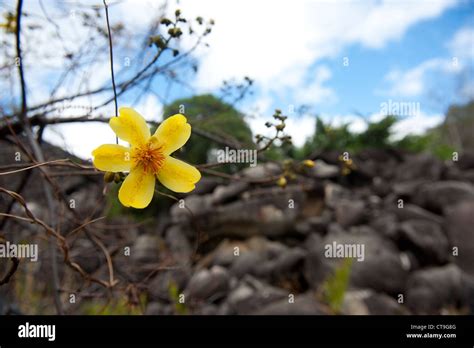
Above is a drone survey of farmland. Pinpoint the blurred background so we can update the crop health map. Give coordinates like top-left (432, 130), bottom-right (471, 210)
top-left (0, 0), bottom-right (473, 315)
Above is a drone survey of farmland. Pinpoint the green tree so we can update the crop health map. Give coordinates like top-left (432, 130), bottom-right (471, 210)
top-left (162, 94), bottom-right (254, 165)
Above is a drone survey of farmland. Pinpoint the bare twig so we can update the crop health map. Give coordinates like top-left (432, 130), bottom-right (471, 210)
top-left (103, 0), bottom-right (118, 145)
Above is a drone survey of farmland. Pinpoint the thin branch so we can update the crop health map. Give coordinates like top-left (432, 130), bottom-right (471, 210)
top-left (103, 0), bottom-right (118, 145)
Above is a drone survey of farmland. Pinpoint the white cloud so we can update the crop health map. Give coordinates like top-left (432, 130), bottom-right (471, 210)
top-left (294, 65), bottom-right (337, 105)
top-left (380, 58), bottom-right (461, 97)
top-left (391, 112), bottom-right (444, 139)
top-left (447, 25), bottom-right (474, 60)
top-left (379, 24), bottom-right (472, 99)
top-left (369, 110), bottom-right (444, 139)
top-left (175, 0), bottom-right (457, 96)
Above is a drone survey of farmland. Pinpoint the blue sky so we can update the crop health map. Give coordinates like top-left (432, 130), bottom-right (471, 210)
top-left (1, 0), bottom-right (473, 158)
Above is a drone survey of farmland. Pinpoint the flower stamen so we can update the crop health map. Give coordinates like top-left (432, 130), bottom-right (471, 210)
top-left (133, 142), bottom-right (165, 174)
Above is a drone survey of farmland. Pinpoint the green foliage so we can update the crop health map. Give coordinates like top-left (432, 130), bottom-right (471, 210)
top-left (356, 115), bottom-right (397, 149)
top-left (168, 281), bottom-right (187, 315)
top-left (396, 133), bottom-right (456, 160)
top-left (321, 258), bottom-right (353, 314)
top-left (162, 94), bottom-right (254, 166)
top-left (81, 296), bottom-right (145, 315)
top-left (300, 112), bottom-right (460, 160)
top-left (301, 115), bottom-right (397, 157)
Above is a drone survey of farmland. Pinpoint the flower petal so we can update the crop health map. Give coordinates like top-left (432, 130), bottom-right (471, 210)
top-left (152, 114), bottom-right (191, 155)
top-left (109, 107), bottom-right (150, 146)
top-left (92, 144), bottom-right (132, 172)
top-left (118, 166), bottom-right (155, 209)
top-left (157, 156), bottom-right (201, 193)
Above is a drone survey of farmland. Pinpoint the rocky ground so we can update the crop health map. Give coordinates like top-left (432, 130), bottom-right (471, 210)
top-left (1, 141), bottom-right (474, 315)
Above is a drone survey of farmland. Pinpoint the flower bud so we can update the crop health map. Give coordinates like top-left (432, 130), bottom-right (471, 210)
top-left (277, 176), bottom-right (287, 188)
top-left (104, 171), bottom-right (115, 183)
top-left (113, 173), bottom-right (122, 183)
top-left (150, 35), bottom-right (166, 49)
top-left (160, 18), bottom-right (172, 26)
top-left (168, 27), bottom-right (183, 38)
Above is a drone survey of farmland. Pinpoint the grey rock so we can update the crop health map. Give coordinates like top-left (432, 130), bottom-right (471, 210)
top-left (414, 181), bottom-right (474, 213)
top-left (304, 228), bottom-right (407, 294)
top-left (240, 162), bottom-right (280, 180)
top-left (324, 182), bottom-right (348, 208)
top-left (165, 225), bottom-right (193, 263)
top-left (392, 180), bottom-right (426, 198)
top-left (406, 264), bottom-right (465, 313)
top-left (302, 233), bottom-right (326, 286)
top-left (398, 219), bottom-right (449, 265)
top-left (230, 251), bottom-right (265, 278)
top-left (211, 181), bottom-right (249, 205)
top-left (445, 200), bottom-right (474, 276)
top-left (227, 276), bottom-right (287, 314)
top-left (372, 177), bottom-right (391, 197)
top-left (256, 247), bottom-right (306, 282)
top-left (186, 266), bottom-right (230, 303)
top-left (396, 153), bottom-right (444, 181)
top-left (462, 273), bottom-right (474, 314)
top-left (370, 213), bottom-right (398, 240)
top-left (70, 238), bottom-right (102, 273)
top-left (148, 267), bottom-right (191, 301)
top-left (295, 211), bottom-right (332, 236)
top-left (342, 289), bottom-right (409, 315)
top-left (170, 194), bottom-right (213, 223)
top-left (310, 160), bottom-right (339, 179)
top-left (252, 292), bottom-right (325, 315)
top-left (145, 302), bottom-right (173, 315)
top-left (335, 200), bottom-right (366, 228)
top-left (359, 290), bottom-right (409, 315)
top-left (193, 177), bottom-right (223, 195)
top-left (457, 151), bottom-right (474, 170)
top-left (203, 187), bottom-right (305, 238)
top-left (342, 290), bottom-right (370, 315)
top-left (393, 203), bottom-right (443, 225)
top-left (195, 304), bottom-right (219, 315)
top-left (132, 235), bottom-right (161, 264)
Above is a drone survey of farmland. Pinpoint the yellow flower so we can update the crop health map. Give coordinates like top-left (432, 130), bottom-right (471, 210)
top-left (91, 107), bottom-right (201, 209)
top-left (303, 159), bottom-right (315, 168)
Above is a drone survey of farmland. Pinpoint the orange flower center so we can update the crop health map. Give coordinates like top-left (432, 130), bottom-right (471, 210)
top-left (133, 142), bottom-right (165, 174)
